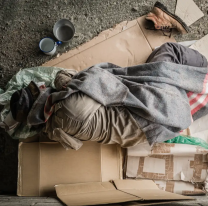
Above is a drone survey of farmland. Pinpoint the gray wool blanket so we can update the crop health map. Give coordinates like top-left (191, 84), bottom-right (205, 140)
top-left (45, 61), bottom-right (208, 146)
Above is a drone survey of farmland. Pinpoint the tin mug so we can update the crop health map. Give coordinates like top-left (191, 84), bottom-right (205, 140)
top-left (53, 19), bottom-right (75, 42)
top-left (39, 37), bottom-right (62, 56)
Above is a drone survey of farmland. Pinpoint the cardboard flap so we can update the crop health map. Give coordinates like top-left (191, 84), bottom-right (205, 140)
top-left (17, 142), bottom-right (40, 196)
top-left (56, 182), bottom-right (115, 195)
top-left (114, 179), bottom-right (158, 190)
top-left (113, 180), bottom-right (194, 201)
top-left (55, 182), bottom-right (139, 206)
top-left (55, 180), bottom-right (194, 206)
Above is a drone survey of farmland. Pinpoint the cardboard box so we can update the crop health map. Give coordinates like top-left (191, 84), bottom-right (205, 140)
top-left (18, 141), bottom-right (122, 196)
top-left (55, 180), bottom-right (194, 206)
top-left (127, 141), bottom-right (208, 182)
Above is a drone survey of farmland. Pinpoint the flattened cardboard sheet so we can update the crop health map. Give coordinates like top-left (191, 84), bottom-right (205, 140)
top-left (175, 0), bottom-right (204, 26)
top-left (43, 16), bottom-right (175, 70)
top-left (55, 180), bottom-right (193, 206)
top-left (114, 180), bottom-right (193, 200)
top-left (55, 182), bottom-right (139, 206)
top-left (18, 142), bottom-right (122, 196)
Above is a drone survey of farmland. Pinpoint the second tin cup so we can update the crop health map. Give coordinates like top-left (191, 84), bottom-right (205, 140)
top-left (53, 19), bottom-right (75, 42)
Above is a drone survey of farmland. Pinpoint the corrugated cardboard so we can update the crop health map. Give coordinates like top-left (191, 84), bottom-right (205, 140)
top-left (18, 141), bottom-right (122, 196)
top-left (43, 16), bottom-right (175, 69)
top-left (55, 180), bottom-right (193, 206)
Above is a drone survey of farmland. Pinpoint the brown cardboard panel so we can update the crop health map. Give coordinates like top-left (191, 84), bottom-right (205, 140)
top-left (55, 180), bottom-right (193, 206)
top-left (136, 16), bottom-right (176, 50)
top-left (50, 23), bottom-right (151, 71)
top-left (113, 180), bottom-right (194, 200)
top-left (18, 141), bottom-right (122, 196)
top-left (43, 18), bottom-right (151, 69)
top-left (56, 182), bottom-right (116, 194)
top-left (114, 179), bottom-right (158, 190)
top-left (17, 142), bottom-right (40, 196)
top-left (55, 182), bottom-right (140, 206)
top-left (57, 190), bottom-right (138, 206)
top-left (43, 19), bottom-right (138, 67)
top-left (39, 142), bottom-right (101, 196)
top-left (43, 16), bottom-right (176, 70)
top-left (101, 144), bottom-right (123, 181)
top-left (119, 189), bottom-right (193, 201)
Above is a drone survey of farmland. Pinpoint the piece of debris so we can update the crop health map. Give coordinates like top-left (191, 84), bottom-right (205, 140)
top-left (175, 0), bottom-right (204, 26)
top-left (131, 7), bottom-right (139, 12)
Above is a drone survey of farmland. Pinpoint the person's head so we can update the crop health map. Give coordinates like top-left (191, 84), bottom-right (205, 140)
top-left (10, 81), bottom-right (40, 122)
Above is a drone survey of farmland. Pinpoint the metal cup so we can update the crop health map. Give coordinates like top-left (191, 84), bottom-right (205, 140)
top-left (39, 37), bottom-right (62, 56)
top-left (53, 19), bottom-right (75, 42)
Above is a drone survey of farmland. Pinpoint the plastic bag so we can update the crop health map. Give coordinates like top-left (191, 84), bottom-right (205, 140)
top-left (0, 66), bottom-right (64, 139)
top-left (165, 135), bottom-right (208, 149)
top-left (0, 66), bottom-right (63, 105)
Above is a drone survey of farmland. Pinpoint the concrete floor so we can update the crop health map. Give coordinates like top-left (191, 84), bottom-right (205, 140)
top-left (0, 195), bottom-right (208, 206)
top-left (0, 0), bottom-right (208, 205)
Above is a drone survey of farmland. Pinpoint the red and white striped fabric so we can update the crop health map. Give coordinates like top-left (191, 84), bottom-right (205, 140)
top-left (187, 73), bottom-right (208, 116)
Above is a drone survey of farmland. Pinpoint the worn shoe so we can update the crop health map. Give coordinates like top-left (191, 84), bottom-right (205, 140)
top-left (146, 1), bottom-right (189, 35)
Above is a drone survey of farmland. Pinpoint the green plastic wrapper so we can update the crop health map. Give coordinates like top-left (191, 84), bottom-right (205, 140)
top-left (0, 67), bottom-right (63, 106)
top-left (165, 135), bottom-right (208, 149)
top-left (0, 66), bottom-right (64, 139)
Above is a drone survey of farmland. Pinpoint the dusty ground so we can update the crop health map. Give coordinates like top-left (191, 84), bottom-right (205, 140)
top-left (1, 195), bottom-right (208, 206)
top-left (0, 0), bottom-right (208, 199)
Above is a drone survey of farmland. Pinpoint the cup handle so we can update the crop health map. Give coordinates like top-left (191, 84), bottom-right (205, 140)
top-left (56, 41), bottom-right (62, 46)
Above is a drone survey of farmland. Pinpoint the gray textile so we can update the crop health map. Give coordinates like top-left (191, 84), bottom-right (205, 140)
top-left (147, 42), bottom-right (208, 121)
top-left (27, 87), bottom-right (55, 126)
top-left (147, 42), bottom-right (207, 67)
top-left (47, 43), bottom-right (208, 146)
